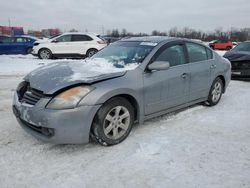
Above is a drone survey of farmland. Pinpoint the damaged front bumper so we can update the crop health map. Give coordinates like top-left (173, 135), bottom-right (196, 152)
top-left (12, 92), bottom-right (101, 144)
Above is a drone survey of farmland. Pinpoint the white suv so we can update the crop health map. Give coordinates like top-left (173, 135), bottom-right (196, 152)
top-left (32, 33), bottom-right (107, 59)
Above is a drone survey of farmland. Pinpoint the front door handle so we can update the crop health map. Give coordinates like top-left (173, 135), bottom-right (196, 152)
top-left (181, 73), bottom-right (188, 79)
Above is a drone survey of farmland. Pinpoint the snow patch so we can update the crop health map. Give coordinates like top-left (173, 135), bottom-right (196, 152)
top-left (67, 58), bottom-right (139, 81)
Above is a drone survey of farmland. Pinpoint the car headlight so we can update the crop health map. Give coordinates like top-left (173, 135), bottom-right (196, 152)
top-left (46, 86), bottom-right (94, 109)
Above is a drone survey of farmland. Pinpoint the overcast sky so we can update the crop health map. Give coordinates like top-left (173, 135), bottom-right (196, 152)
top-left (0, 0), bottom-right (250, 34)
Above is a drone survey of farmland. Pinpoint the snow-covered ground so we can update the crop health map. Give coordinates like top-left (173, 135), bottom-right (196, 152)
top-left (0, 54), bottom-right (250, 188)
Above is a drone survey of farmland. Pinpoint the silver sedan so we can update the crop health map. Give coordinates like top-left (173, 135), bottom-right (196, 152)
top-left (12, 37), bottom-right (231, 146)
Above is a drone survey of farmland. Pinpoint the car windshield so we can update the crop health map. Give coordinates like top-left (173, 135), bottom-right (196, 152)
top-left (232, 42), bottom-right (250, 51)
top-left (92, 41), bottom-right (156, 67)
top-left (49, 34), bottom-right (61, 39)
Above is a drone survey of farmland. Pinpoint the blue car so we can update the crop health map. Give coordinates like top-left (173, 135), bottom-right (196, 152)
top-left (0, 34), bottom-right (10, 42)
top-left (0, 36), bottom-right (37, 55)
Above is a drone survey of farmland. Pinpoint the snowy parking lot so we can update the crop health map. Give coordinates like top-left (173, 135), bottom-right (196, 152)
top-left (0, 53), bottom-right (250, 188)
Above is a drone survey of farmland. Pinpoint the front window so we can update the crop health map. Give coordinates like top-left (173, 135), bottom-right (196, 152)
top-left (232, 42), bottom-right (250, 52)
top-left (16, 38), bottom-right (26, 43)
top-left (92, 41), bottom-right (156, 67)
top-left (154, 44), bottom-right (185, 67)
top-left (55, 35), bottom-right (71, 42)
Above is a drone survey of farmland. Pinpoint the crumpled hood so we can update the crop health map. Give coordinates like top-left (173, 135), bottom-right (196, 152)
top-left (24, 60), bottom-right (128, 94)
top-left (223, 51), bottom-right (250, 61)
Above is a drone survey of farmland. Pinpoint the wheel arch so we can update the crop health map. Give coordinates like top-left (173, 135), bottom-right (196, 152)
top-left (216, 75), bottom-right (226, 93)
top-left (86, 48), bottom-right (98, 54)
top-left (38, 48), bottom-right (53, 59)
top-left (38, 47), bottom-right (52, 55)
top-left (93, 92), bottom-right (141, 123)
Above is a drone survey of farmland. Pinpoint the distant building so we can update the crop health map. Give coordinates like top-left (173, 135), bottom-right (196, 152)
top-left (27, 30), bottom-right (43, 38)
top-left (41, 28), bottom-right (61, 37)
top-left (0, 26), bottom-right (24, 35)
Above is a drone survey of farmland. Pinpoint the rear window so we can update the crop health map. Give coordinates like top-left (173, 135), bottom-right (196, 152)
top-left (2, 37), bottom-right (15, 43)
top-left (71, 35), bottom-right (93, 41)
top-left (186, 42), bottom-right (208, 63)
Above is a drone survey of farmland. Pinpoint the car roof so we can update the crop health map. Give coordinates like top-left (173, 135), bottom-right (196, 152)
top-left (120, 36), bottom-right (207, 46)
top-left (120, 36), bottom-right (176, 44)
top-left (62, 32), bottom-right (99, 36)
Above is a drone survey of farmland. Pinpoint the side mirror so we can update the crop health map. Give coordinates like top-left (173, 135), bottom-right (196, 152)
top-left (52, 40), bottom-right (58, 43)
top-left (147, 61), bottom-right (170, 71)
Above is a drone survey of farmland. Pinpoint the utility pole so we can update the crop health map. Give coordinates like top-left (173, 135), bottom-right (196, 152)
top-left (102, 25), bottom-right (104, 35)
top-left (8, 18), bottom-right (11, 27)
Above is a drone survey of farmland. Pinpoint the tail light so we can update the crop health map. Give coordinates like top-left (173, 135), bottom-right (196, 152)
top-left (97, 40), bottom-right (106, 44)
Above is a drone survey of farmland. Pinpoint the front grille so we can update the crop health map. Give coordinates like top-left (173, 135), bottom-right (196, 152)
top-left (17, 82), bottom-right (45, 106)
top-left (231, 61), bottom-right (250, 70)
top-left (21, 88), bottom-right (44, 105)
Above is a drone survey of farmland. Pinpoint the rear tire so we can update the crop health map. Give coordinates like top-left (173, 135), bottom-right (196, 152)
top-left (86, 49), bottom-right (98, 57)
top-left (91, 97), bottom-right (134, 146)
top-left (38, 48), bottom-right (52, 59)
top-left (206, 77), bottom-right (223, 106)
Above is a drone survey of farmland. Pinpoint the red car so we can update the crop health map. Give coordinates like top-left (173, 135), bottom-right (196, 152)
top-left (209, 40), bottom-right (233, 50)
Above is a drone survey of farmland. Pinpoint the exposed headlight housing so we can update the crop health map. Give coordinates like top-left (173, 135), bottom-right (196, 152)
top-left (46, 86), bottom-right (94, 110)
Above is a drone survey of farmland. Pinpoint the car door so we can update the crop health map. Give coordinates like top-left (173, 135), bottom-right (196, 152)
top-left (51, 34), bottom-right (72, 54)
top-left (13, 37), bottom-right (27, 54)
top-left (185, 42), bottom-right (213, 101)
top-left (71, 34), bottom-right (94, 55)
top-left (143, 42), bottom-right (190, 115)
top-left (0, 37), bottom-right (12, 54)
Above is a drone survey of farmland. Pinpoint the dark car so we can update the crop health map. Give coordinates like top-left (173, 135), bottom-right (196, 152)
top-left (223, 41), bottom-right (250, 78)
top-left (0, 36), bottom-right (37, 55)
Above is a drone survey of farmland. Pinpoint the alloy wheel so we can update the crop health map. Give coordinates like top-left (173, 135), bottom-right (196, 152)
top-left (211, 81), bottom-right (222, 103)
top-left (103, 106), bottom-right (130, 140)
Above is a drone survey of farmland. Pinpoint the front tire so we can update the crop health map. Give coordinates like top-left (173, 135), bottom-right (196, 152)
top-left (91, 97), bottom-right (134, 146)
top-left (206, 78), bottom-right (223, 106)
top-left (38, 48), bottom-right (52, 59)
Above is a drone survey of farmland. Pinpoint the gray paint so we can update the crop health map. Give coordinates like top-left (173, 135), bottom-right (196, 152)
top-left (13, 37), bottom-right (231, 144)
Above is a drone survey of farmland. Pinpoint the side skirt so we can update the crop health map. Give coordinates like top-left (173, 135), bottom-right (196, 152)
top-left (143, 97), bottom-right (207, 122)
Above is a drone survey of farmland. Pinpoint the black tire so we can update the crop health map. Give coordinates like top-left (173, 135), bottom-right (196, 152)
top-left (226, 46), bottom-right (232, 50)
top-left (91, 97), bottom-right (134, 146)
top-left (26, 48), bottom-right (32, 54)
top-left (206, 77), bottom-right (223, 106)
top-left (38, 48), bottom-right (52, 59)
top-left (86, 49), bottom-right (98, 57)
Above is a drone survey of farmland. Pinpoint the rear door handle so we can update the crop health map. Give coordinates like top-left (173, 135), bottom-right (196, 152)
top-left (181, 73), bottom-right (188, 79)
